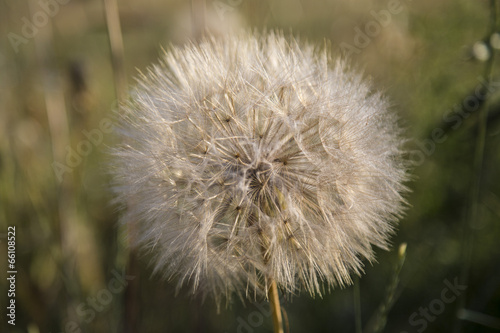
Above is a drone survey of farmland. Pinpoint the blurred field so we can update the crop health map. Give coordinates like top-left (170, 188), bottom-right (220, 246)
top-left (1, 0), bottom-right (500, 332)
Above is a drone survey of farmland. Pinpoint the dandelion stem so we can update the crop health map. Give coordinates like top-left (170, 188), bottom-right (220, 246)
top-left (268, 278), bottom-right (284, 333)
top-left (261, 240), bottom-right (283, 333)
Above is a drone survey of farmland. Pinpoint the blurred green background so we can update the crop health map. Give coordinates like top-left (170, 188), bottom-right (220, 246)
top-left (1, 0), bottom-right (500, 332)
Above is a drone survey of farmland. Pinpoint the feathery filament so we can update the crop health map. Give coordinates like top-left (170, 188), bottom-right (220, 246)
top-left (110, 32), bottom-right (407, 304)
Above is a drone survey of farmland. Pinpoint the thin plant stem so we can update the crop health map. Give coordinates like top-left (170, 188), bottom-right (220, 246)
top-left (30, 0), bottom-right (79, 324)
top-left (102, 0), bottom-right (136, 331)
top-left (268, 278), bottom-right (284, 333)
top-left (455, 1), bottom-right (497, 331)
top-left (103, 0), bottom-right (128, 101)
top-left (260, 227), bottom-right (284, 333)
top-left (364, 243), bottom-right (407, 333)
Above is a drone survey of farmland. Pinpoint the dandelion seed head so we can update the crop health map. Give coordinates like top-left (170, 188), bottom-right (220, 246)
top-left (110, 31), bottom-right (408, 304)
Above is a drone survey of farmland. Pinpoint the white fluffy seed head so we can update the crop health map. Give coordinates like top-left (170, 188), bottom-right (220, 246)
top-left (110, 31), bottom-right (408, 305)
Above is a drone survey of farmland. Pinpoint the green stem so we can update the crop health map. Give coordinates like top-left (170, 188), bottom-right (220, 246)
top-left (455, 1), bottom-right (497, 331)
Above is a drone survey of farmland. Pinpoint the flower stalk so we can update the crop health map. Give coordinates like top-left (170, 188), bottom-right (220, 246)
top-left (269, 278), bottom-right (284, 333)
